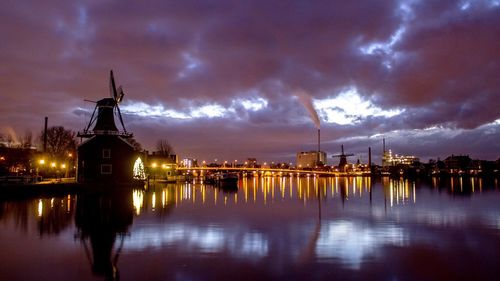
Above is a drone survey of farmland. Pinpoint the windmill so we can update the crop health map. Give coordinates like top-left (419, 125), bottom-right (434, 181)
top-left (331, 144), bottom-right (354, 172)
top-left (78, 70), bottom-right (132, 138)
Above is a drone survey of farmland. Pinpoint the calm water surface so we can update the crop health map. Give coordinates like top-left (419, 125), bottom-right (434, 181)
top-left (0, 177), bottom-right (499, 281)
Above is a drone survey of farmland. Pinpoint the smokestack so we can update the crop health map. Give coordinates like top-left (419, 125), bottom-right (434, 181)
top-left (317, 129), bottom-right (320, 152)
top-left (383, 138), bottom-right (386, 153)
top-left (43, 117), bottom-right (48, 153)
top-left (317, 128), bottom-right (320, 165)
top-left (368, 147), bottom-right (372, 170)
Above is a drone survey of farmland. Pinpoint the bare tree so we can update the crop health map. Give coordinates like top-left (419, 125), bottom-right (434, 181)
top-left (156, 139), bottom-right (174, 156)
top-left (127, 137), bottom-right (143, 151)
top-left (39, 126), bottom-right (77, 160)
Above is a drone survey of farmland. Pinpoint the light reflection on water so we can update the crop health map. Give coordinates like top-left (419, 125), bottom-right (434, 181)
top-left (316, 220), bottom-right (407, 269)
top-left (0, 176), bottom-right (499, 280)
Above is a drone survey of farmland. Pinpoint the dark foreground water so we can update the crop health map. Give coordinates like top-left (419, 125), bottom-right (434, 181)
top-left (0, 177), bottom-right (499, 281)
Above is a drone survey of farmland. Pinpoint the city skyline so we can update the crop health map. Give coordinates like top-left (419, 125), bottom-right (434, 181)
top-left (1, 1), bottom-right (499, 163)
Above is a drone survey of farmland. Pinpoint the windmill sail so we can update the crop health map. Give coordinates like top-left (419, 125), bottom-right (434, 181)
top-left (78, 70), bottom-right (132, 138)
top-left (116, 86), bottom-right (124, 103)
top-left (109, 70), bottom-right (118, 100)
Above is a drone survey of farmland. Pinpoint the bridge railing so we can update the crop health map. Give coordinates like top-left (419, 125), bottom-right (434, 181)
top-left (176, 167), bottom-right (370, 176)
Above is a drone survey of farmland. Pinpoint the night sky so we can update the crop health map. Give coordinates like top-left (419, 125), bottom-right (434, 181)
top-left (1, 0), bottom-right (499, 164)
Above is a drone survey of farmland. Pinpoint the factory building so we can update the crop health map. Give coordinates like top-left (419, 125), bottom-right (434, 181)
top-left (382, 149), bottom-right (419, 167)
top-left (296, 151), bottom-right (327, 168)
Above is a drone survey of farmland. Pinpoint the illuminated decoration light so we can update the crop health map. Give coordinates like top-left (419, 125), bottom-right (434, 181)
top-left (133, 157), bottom-right (146, 180)
top-left (51, 162), bottom-right (56, 168)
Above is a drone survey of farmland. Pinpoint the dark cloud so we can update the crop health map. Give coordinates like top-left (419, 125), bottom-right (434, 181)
top-left (0, 0), bottom-right (499, 162)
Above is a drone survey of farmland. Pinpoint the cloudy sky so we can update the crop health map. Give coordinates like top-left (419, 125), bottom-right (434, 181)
top-left (1, 0), bottom-right (499, 164)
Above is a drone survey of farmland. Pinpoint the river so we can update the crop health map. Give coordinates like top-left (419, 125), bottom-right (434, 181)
top-left (0, 176), bottom-right (499, 281)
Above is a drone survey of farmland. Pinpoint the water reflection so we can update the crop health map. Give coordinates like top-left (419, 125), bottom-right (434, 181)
top-left (0, 176), bottom-right (499, 280)
top-left (316, 221), bottom-right (407, 269)
top-left (75, 190), bottom-right (134, 280)
top-left (0, 195), bottom-right (75, 236)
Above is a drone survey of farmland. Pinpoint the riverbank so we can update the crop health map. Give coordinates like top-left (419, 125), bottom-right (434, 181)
top-left (0, 179), bottom-right (145, 200)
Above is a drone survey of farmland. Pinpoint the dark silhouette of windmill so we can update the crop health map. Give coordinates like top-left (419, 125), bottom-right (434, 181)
top-left (76, 70), bottom-right (138, 184)
top-left (78, 70), bottom-right (132, 138)
top-left (332, 145), bottom-right (354, 172)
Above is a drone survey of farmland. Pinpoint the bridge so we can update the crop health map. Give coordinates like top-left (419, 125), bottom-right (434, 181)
top-left (176, 167), bottom-right (371, 177)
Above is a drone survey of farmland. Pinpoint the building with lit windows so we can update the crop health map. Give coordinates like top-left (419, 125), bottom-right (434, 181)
top-left (146, 152), bottom-right (178, 180)
top-left (382, 149), bottom-right (419, 167)
top-left (296, 151), bottom-right (327, 169)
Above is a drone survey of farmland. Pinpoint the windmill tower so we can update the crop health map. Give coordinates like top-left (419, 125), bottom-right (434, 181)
top-left (331, 145), bottom-right (354, 172)
top-left (77, 70), bottom-right (139, 184)
top-left (78, 70), bottom-right (131, 138)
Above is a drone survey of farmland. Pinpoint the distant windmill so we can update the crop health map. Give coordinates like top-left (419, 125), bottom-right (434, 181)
top-left (78, 70), bottom-right (132, 138)
top-left (332, 145), bottom-right (354, 172)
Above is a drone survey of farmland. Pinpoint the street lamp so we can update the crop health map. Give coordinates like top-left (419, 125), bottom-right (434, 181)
top-left (151, 163), bottom-right (157, 181)
top-left (37, 159), bottom-right (45, 182)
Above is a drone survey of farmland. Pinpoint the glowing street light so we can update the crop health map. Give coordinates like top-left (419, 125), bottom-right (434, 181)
top-left (151, 162), bottom-right (158, 181)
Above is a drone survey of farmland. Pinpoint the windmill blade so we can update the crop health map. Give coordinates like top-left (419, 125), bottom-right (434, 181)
top-left (85, 105), bottom-right (98, 132)
top-left (109, 70), bottom-right (118, 99)
top-left (115, 105), bottom-right (127, 133)
top-left (116, 86), bottom-right (124, 103)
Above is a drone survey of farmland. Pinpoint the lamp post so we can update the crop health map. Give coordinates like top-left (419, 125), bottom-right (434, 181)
top-left (152, 163), bottom-right (157, 181)
top-left (37, 159), bottom-right (45, 182)
top-left (66, 152), bottom-right (73, 178)
top-left (50, 162), bottom-right (57, 181)
top-left (61, 164), bottom-right (67, 181)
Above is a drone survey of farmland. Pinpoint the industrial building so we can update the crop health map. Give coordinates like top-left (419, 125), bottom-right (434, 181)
top-left (296, 151), bottom-right (327, 168)
top-left (382, 149), bottom-right (420, 167)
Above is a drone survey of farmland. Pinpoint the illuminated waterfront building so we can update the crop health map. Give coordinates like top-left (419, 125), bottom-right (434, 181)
top-left (146, 152), bottom-right (178, 179)
top-left (296, 151), bottom-right (327, 168)
top-left (382, 149), bottom-right (419, 167)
